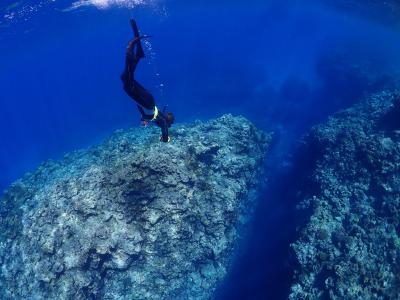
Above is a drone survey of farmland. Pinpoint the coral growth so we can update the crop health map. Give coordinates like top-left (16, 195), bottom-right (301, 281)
top-left (0, 115), bottom-right (271, 300)
top-left (290, 91), bottom-right (400, 299)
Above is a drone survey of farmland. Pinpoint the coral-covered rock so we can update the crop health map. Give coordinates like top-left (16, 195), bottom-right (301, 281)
top-left (0, 115), bottom-right (271, 300)
top-left (290, 91), bottom-right (400, 299)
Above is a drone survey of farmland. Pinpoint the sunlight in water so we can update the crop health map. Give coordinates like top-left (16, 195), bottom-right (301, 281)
top-left (0, 0), bottom-right (160, 26)
top-left (70, 0), bottom-right (155, 10)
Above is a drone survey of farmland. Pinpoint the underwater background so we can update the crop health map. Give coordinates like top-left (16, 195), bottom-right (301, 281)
top-left (1, 0), bottom-right (400, 299)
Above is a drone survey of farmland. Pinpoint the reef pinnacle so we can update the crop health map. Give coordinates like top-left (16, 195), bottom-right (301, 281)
top-left (0, 114), bottom-right (272, 300)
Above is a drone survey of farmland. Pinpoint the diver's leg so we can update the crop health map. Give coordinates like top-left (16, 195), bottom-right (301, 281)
top-left (132, 80), bottom-right (156, 110)
top-left (122, 20), bottom-right (155, 111)
top-left (126, 39), bottom-right (141, 73)
top-left (121, 49), bottom-right (135, 87)
top-left (122, 19), bottom-right (149, 84)
top-left (121, 38), bottom-right (142, 87)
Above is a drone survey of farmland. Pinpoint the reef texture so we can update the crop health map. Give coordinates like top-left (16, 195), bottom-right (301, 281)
top-left (290, 91), bottom-right (400, 299)
top-left (0, 115), bottom-right (271, 300)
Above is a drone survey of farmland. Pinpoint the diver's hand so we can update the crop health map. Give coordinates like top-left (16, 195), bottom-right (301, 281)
top-left (160, 136), bottom-right (171, 143)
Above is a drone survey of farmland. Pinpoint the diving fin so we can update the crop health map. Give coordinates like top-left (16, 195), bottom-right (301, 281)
top-left (129, 19), bottom-right (149, 59)
top-left (130, 19), bottom-right (140, 38)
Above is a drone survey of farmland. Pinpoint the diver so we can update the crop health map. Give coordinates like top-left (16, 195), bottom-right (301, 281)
top-left (121, 19), bottom-right (174, 142)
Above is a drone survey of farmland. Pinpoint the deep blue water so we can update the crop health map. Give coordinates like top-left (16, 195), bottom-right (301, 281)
top-left (1, 0), bottom-right (400, 298)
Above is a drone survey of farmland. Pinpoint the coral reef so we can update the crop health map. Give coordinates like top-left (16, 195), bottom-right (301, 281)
top-left (290, 91), bottom-right (400, 299)
top-left (0, 115), bottom-right (271, 300)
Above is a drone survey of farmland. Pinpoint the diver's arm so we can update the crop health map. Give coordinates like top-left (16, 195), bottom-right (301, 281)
top-left (159, 117), bottom-right (170, 142)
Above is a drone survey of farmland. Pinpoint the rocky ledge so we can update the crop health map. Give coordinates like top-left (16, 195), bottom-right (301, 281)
top-left (0, 115), bottom-right (272, 300)
top-left (290, 91), bottom-right (400, 299)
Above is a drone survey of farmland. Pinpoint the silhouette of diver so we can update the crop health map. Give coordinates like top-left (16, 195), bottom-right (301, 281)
top-left (121, 19), bottom-right (174, 142)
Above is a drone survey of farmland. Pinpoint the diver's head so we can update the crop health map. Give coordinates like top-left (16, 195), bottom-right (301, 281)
top-left (166, 112), bottom-right (175, 126)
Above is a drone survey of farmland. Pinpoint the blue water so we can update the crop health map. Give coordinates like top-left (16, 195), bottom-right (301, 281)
top-left (1, 0), bottom-right (400, 298)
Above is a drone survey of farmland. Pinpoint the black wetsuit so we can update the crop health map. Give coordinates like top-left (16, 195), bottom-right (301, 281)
top-left (121, 20), bottom-right (171, 142)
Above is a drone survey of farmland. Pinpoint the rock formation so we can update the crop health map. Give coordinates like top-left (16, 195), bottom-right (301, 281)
top-left (290, 91), bottom-right (400, 299)
top-left (0, 115), bottom-right (271, 300)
